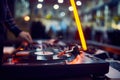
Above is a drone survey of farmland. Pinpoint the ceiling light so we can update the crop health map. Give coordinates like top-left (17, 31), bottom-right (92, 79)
top-left (53, 4), bottom-right (59, 10)
top-left (68, 6), bottom-right (73, 11)
top-left (37, 3), bottom-right (43, 9)
top-left (60, 12), bottom-right (65, 17)
top-left (38, 0), bottom-right (44, 2)
top-left (58, 0), bottom-right (64, 3)
top-left (76, 1), bottom-right (82, 6)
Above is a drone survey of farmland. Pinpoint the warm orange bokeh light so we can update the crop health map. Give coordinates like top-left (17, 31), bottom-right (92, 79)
top-left (67, 53), bottom-right (84, 64)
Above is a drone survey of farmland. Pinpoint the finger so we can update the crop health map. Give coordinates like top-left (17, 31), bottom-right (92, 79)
top-left (26, 34), bottom-right (33, 43)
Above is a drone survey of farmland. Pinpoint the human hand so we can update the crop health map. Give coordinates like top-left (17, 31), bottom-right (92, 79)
top-left (18, 31), bottom-right (33, 43)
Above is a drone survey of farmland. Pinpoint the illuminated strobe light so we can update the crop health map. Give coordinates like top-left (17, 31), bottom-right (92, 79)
top-left (53, 4), bottom-right (59, 9)
top-left (58, 0), bottom-right (64, 3)
top-left (76, 1), bottom-right (82, 6)
top-left (37, 3), bottom-right (43, 9)
top-left (70, 0), bottom-right (87, 51)
top-left (38, 0), bottom-right (44, 2)
top-left (24, 16), bottom-right (30, 21)
top-left (68, 6), bottom-right (73, 11)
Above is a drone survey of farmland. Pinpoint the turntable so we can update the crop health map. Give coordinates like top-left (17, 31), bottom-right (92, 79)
top-left (6, 40), bottom-right (82, 64)
top-left (1, 39), bottom-right (109, 79)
